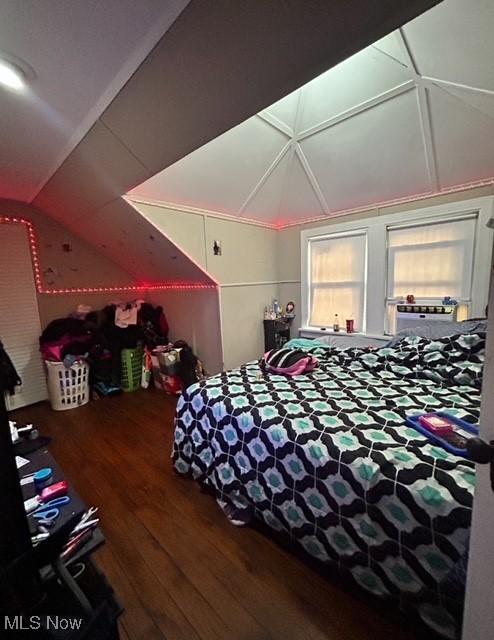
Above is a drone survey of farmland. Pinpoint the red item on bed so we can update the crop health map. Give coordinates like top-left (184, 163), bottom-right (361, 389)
top-left (418, 414), bottom-right (454, 436)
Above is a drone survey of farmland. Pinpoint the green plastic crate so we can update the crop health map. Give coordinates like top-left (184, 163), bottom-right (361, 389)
top-left (121, 346), bottom-right (144, 392)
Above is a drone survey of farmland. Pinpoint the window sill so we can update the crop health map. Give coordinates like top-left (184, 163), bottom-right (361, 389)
top-left (299, 327), bottom-right (390, 342)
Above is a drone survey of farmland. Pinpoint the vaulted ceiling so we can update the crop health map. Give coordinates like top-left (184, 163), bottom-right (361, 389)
top-left (0, 0), bottom-right (440, 282)
top-left (129, 0), bottom-right (494, 227)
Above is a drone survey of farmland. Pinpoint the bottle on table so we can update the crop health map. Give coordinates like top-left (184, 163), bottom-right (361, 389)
top-left (333, 314), bottom-right (340, 332)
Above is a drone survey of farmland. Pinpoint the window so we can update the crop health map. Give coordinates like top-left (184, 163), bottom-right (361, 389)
top-left (385, 216), bottom-right (477, 333)
top-left (387, 217), bottom-right (476, 300)
top-left (308, 231), bottom-right (367, 330)
top-left (302, 196), bottom-right (492, 337)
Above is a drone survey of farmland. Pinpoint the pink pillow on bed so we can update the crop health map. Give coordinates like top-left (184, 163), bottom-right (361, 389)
top-left (261, 349), bottom-right (318, 376)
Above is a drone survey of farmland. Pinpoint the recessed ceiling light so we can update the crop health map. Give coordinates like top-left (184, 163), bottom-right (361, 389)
top-left (0, 59), bottom-right (25, 90)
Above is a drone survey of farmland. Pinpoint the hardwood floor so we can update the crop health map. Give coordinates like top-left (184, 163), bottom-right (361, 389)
top-left (12, 390), bottom-right (426, 640)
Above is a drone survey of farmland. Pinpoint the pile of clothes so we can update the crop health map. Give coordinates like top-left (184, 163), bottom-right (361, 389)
top-left (151, 340), bottom-right (207, 395)
top-left (39, 301), bottom-right (205, 396)
top-left (39, 301), bottom-right (170, 396)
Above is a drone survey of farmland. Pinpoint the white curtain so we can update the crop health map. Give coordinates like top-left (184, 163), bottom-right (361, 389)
top-left (387, 217), bottom-right (476, 299)
top-left (309, 233), bottom-right (366, 329)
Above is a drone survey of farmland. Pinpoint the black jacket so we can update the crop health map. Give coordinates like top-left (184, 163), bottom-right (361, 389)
top-left (0, 340), bottom-right (21, 395)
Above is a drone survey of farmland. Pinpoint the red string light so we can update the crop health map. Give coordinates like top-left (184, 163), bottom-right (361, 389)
top-left (0, 217), bottom-right (217, 294)
top-left (41, 284), bottom-right (217, 294)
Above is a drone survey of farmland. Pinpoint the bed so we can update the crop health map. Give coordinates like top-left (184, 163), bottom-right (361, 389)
top-left (173, 331), bottom-right (485, 636)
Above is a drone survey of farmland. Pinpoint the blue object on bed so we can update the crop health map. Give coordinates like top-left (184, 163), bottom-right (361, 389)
top-left (406, 412), bottom-right (479, 458)
top-left (173, 332), bottom-right (484, 635)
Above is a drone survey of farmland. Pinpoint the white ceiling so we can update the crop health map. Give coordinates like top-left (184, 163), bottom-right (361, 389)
top-left (129, 0), bottom-right (494, 227)
top-left (0, 0), bottom-right (188, 203)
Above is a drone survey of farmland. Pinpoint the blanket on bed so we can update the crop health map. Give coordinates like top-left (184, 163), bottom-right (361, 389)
top-left (173, 333), bottom-right (484, 633)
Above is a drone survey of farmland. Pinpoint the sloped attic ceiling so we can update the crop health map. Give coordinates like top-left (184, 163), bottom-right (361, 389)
top-left (25, 0), bottom-right (436, 284)
top-left (69, 197), bottom-right (216, 285)
top-left (0, 0), bottom-right (188, 202)
top-left (129, 0), bottom-right (494, 227)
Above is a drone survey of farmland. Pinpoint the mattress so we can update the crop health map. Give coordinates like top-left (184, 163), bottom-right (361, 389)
top-left (173, 333), bottom-right (484, 634)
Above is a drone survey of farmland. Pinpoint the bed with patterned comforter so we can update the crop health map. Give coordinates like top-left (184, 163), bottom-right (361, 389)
top-left (173, 333), bottom-right (484, 635)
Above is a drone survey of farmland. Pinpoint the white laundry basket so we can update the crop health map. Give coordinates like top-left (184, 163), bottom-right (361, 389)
top-left (45, 360), bottom-right (90, 411)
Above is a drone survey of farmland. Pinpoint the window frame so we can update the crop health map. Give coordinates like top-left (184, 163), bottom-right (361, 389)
top-left (301, 196), bottom-right (494, 337)
top-left (307, 229), bottom-right (368, 330)
top-left (386, 214), bottom-right (477, 299)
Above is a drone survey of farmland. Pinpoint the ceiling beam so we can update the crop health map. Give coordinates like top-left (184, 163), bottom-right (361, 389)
top-left (276, 144), bottom-right (297, 221)
top-left (396, 28), bottom-right (420, 76)
top-left (256, 112), bottom-right (293, 139)
top-left (423, 76), bottom-right (494, 98)
top-left (397, 26), bottom-right (440, 193)
top-left (237, 141), bottom-right (291, 216)
top-left (294, 144), bottom-right (330, 214)
top-left (297, 80), bottom-right (416, 141)
top-left (416, 85), bottom-right (439, 190)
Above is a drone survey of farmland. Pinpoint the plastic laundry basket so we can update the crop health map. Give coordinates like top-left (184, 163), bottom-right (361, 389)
top-left (121, 346), bottom-right (144, 392)
top-left (46, 360), bottom-right (90, 411)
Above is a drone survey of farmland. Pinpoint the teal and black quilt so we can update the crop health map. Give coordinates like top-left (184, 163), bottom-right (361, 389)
top-left (173, 333), bottom-right (484, 631)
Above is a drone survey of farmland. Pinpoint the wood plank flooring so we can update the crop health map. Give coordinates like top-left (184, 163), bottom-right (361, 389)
top-left (12, 390), bottom-right (427, 640)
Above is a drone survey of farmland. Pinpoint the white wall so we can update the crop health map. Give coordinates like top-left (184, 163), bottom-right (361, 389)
top-left (0, 200), bottom-right (136, 288)
top-left (130, 186), bottom-right (494, 370)
top-left (149, 289), bottom-right (223, 374)
top-left (208, 216), bottom-right (280, 368)
top-left (0, 199), bottom-right (138, 328)
top-left (135, 201), bottom-right (283, 369)
top-left (136, 201), bottom-right (278, 278)
top-left (0, 224), bottom-right (47, 409)
top-left (278, 185), bottom-right (494, 335)
top-left (37, 292), bottom-right (132, 328)
top-left (220, 284), bottom-right (277, 370)
top-left (277, 225), bottom-right (303, 335)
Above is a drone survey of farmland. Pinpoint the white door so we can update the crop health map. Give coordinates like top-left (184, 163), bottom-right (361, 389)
top-left (462, 253), bottom-right (494, 639)
top-left (0, 223), bottom-right (47, 409)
